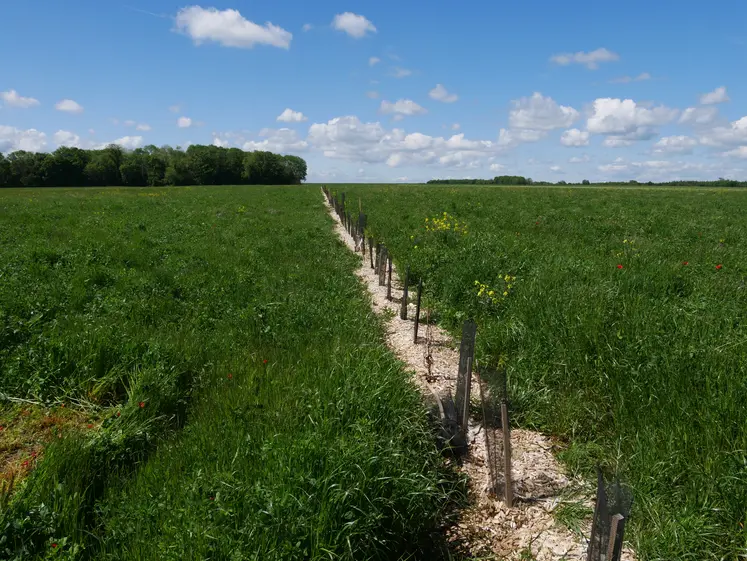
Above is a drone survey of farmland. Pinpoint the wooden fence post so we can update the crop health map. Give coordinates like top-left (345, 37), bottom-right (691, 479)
top-left (501, 400), bottom-right (513, 507)
top-left (461, 357), bottom-right (472, 430)
top-left (607, 514), bottom-right (624, 561)
top-left (413, 278), bottom-right (423, 342)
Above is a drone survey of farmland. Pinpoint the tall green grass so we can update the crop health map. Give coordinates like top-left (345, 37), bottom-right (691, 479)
top-left (341, 184), bottom-right (747, 560)
top-left (0, 186), bottom-right (461, 560)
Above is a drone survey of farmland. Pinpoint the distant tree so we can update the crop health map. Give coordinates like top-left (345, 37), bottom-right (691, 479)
top-left (582, 179), bottom-right (590, 185)
top-left (0, 154), bottom-right (12, 187)
top-left (119, 149), bottom-right (148, 186)
top-left (7, 151), bottom-right (48, 187)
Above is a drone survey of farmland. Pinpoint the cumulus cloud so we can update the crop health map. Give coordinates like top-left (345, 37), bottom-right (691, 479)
top-left (490, 163), bottom-right (505, 172)
top-left (0, 125), bottom-right (47, 152)
top-left (451, 123), bottom-right (461, 131)
top-left (331, 12), bottom-right (376, 38)
top-left (212, 134), bottom-right (231, 147)
top-left (586, 98), bottom-right (678, 145)
top-left (369, 56), bottom-right (380, 66)
top-left (700, 86), bottom-right (729, 105)
top-left (501, 93), bottom-right (579, 145)
top-left (429, 84), bottom-right (458, 103)
top-left (307, 115), bottom-right (501, 169)
top-left (243, 127), bottom-right (308, 153)
top-left (302, 23), bottom-right (312, 32)
top-left (136, 123), bottom-right (151, 131)
top-left (569, 154), bottom-right (590, 164)
top-left (276, 108), bottom-right (308, 122)
top-left (175, 6), bottom-right (292, 49)
top-left (379, 99), bottom-right (427, 117)
top-left (550, 47), bottom-right (619, 69)
top-left (109, 136), bottom-right (144, 150)
top-left (177, 116), bottom-right (193, 128)
top-left (550, 165), bottom-right (563, 173)
top-left (698, 116), bottom-right (747, 146)
top-left (53, 130), bottom-right (81, 148)
top-left (679, 106), bottom-right (719, 126)
top-left (55, 99), bottom-right (84, 114)
top-left (560, 128), bottom-right (590, 146)
top-left (652, 135), bottom-right (698, 154)
top-left (1, 89), bottom-right (40, 109)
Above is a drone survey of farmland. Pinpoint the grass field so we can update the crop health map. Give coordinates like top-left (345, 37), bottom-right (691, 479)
top-left (0, 186), bottom-right (460, 560)
top-left (341, 184), bottom-right (747, 560)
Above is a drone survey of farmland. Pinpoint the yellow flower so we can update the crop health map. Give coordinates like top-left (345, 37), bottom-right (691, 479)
top-left (503, 291), bottom-right (508, 297)
top-left (488, 290), bottom-right (494, 296)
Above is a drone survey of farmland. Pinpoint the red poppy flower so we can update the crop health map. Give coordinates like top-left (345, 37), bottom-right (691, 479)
top-left (227, 373), bottom-right (233, 379)
top-left (116, 411), bottom-right (121, 417)
top-left (263, 359), bottom-right (268, 364)
top-left (682, 261), bottom-right (689, 265)
top-left (716, 264), bottom-right (723, 270)
top-left (60, 403), bottom-right (65, 408)
top-left (87, 424), bottom-right (93, 429)
top-left (138, 401), bottom-right (145, 408)
top-left (0, 426), bottom-right (4, 431)
top-left (31, 452), bottom-right (37, 458)
top-left (51, 543), bottom-right (58, 549)
top-left (617, 264), bottom-right (623, 269)
top-left (209, 496), bottom-right (214, 501)
top-left (535, 221), bottom-right (540, 225)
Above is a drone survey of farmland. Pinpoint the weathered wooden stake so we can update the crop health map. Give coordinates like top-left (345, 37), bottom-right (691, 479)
top-left (386, 257), bottom-right (392, 300)
top-left (461, 357), bottom-right (473, 430)
top-left (413, 278), bottom-right (423, 342)
top-left (361, 233), bottom-right (366, 255)
top-left (369, 238), bottom-right (374, 268)
top-left (501, 400), bottom-right (513, 507)
top-left (400, 266), bottom-right (410, 320)
top-left (607, 514), bottom-right (624, 561)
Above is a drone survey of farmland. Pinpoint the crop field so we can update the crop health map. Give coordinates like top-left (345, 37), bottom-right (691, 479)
top-left (0, 186), bottom-right (459, 560)
top-left (342, 184), bottom-right (747, 560)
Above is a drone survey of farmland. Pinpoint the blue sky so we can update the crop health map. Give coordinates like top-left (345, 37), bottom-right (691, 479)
top-left (1, 0), bottom-right (746, 182)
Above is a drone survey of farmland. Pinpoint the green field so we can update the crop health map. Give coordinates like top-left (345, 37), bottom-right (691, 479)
top-left (342, 184), bottom-right (747, 560)
top-left (0, 186), bottom-right (460, 560)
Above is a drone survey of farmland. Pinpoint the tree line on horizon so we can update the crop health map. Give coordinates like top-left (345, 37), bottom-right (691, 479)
top-left (0, 144), bottom-right (308, 188)
top-left (427, 175), bottom-right (747, 187)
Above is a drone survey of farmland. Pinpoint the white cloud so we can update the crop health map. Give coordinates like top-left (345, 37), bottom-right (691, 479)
top-left (392, 67), bottom-right (412, 78)
top-left (652, 135), bottom-right (698, 154)
top-left (451, 123), bottom-right (461, 131)
top-left (498, 128), bottom-right (545, 147)
top-left (490, 163), bottom-right (505, 172)
top-left (550, 165), bottom-right (563, 173)
top-left (302, 23), bottom-right (312, 32)
top-left (307, 115), bottom-right (500, 169)
top-left (724, 146), bottom-right (747, 158)
top-left (212, 134), bottom-right (230, 148)
top-left (679, 106), bottom-right (719, 126)
top-left (429, 84), bottom-right (458, 103)
top-left (53, 130), bottom-right (81, 148)
top-left (331, 12), bottom-right (376, 38)
top-left (123, 119), bottom-right (136, 127)
top-left (0, 89), bottom-right (40, 109)
top-left (379, 99), bottom-right (427, 116)
top-left (0, 125), bottom-right (47, 153)
top-left (509, 92), bottom-right (579, 132)
top-left (276, 108), bottom-right (308, 123)
top-left (55, 99), bottom-right (84, 114)
top-left (550, 47), bottom-right (619, 69)
top-left (110, 136), bottom-right (144, 150)
top-left (136, 123), bottom-right (151, 131)
top-left (174, 6), bottom-right (292, 49)
top-left (177, 116), bottom-right (193, 128)
top-left (243, 127), bottom-right (308, 153)
top-left (609, 72), bottom-right (651, 84)
top-left (366, 91), bottom-right (380, 99)
top-left (700, 86), bottom-right (729, 105)
top-left (698, 116), bottom-right (747, 146)
top-left (560, 128), bottom-right (590, 146)
top-left (369, 56), bottom-right (381, 66)
top-left (586, 98), bottom-right (678, 144)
